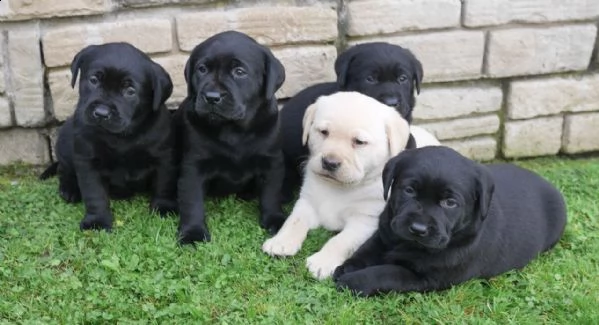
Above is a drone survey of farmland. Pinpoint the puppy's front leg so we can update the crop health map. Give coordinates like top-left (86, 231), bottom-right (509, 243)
top-left (177, 161), bottom-right (210, 244)
top-left (332, 231), bottom-right (387, 280)
top-left (150, 149), bottom-right (178, 217)
top-left (307, 220), bottom-right (378, 280)
top-left (74, 159), bottom-right (113, 231)
top-left (335, 264), bottom-right (426, 297)
top-left (262, 198), bottom-right (318, 256)
top-left (257, 152), bottom-right (286, 234)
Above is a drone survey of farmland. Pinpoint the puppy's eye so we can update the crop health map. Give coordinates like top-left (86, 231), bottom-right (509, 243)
top-left (404, 186), bottom-right (416, 196)
top-left (232, 67), bottom-right (247, 78)
top-left (366, 76), bottom-right (377, 84)
top-left (123, 86), bottom-right (136, 97)
top-left (353, 138), bottom-right (368, 146)
top-left (197, 64), bottom-right (208, 75)
top-left (440, 198), bottom-right (458, 209)
top-left (89, 75), bottom-right (100, 86)
top-left (320, 129), bottom-right (329, 137)
top-left (397, 74), bottom-right (408, 83)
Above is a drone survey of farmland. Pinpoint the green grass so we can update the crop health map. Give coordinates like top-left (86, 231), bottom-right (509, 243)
top-left (0, 157), bottom-right (598, 324)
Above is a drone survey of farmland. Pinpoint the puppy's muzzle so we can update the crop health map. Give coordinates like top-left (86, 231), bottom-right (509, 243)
top-left (382, 96), bottom-right (399, 108)
top-left (321, 156), bottom-right (341, 172)
top-left (408, 222), bottom-right (429, 237)
top-left (92, 105), bottom-right (113, 120)
top-left (203, 91), bottom-right (225, 105)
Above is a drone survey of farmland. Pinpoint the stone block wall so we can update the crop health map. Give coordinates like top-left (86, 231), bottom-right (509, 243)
top-left (1, 0), bottom-right (598, 165)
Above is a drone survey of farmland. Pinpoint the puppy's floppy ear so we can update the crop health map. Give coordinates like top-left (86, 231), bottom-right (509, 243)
top-left (150, 62), bottom-right (173, 111)
top-left (385, 111), bottom-right (411, 157)
top-left (302, 102), bottom-right (318, 146)
top-left (382, 154), bottom-right (404, 201)
top-left (184, 55), bottom-right (194, 95)
top-left (407, 49), bottom-right (424, 95)
top-left (263, 49), bottom-right (285, 102)
top-left (70, 45), bottom-right (98, 88)
top-left (475, 165), bottom-right (495, 220)
top-left (335, 46), bottom-right (358, 89)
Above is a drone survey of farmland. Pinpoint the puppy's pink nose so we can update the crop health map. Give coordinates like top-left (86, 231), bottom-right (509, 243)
top-left (321, 157), bottom-right (341, 172)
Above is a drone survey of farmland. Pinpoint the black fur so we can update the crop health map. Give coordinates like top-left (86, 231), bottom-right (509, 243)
top-left (173, 31), bottom-right (286, 245)
top-left (39, 42), bottom-right (177, 231)
top-left (280, 42), bottom-right (423, 201)
top-left (333, 146), bottom-right (567, 296)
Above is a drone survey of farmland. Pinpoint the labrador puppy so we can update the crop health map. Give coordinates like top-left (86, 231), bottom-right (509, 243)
top-left (279, 42), bottom-right (435, 201)
top-left (174, 30), bottom-right (286, 245)
top-left (333, 146), bottom-right (567, 296)
top-left (39, 42), bottom-right (177, 231)
top-left (262, 92), bottom-right (411, 279)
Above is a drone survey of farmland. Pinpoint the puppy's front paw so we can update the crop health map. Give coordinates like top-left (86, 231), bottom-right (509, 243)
top-left (150, 197), bottom-right (178, 217)
top-left (259, 213), bottom-right (286, 235)
top-left (335, 272), bottom-right (376, 297)
top-left (332, 258), bottom-right (366, 281)
top-left (306, 251), bottom-right (346, 280)
top-left (262, 235), bottom-right (302, 257)
top-left (80, 213), bottom-right (113, 231)
top-left (178, 222), bottom-right (211, 245)
top-left (59, 185), bottom-right (81, 203)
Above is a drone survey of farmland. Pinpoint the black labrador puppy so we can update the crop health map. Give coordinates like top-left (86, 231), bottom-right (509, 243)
top-left (174, 30), bottom-right (286, 245)
top-left (333, 146), bottom-right (567, 296)
top-left (39, 42), bottom-right (177, 231)
top-left (280, 42), bottom-right (423, 200)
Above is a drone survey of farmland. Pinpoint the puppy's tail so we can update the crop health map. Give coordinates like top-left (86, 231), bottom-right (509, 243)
top-left (39, 162), bottom-right (59, 180)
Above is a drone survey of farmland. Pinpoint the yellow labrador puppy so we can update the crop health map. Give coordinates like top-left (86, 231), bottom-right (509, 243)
top-left (262, 91), bottom-right (411, 279)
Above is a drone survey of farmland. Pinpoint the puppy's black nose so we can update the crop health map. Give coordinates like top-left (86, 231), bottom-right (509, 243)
top-left (203, 92), bottom-right (223, 105)
top-left (382, 97), bottom-right (399, 107)
top-left (408, 222), bottom-right (428, 237)
top-left (321, 157), bottom-right (341, 172)
top-left (92, 105), bottom-right (112, 119)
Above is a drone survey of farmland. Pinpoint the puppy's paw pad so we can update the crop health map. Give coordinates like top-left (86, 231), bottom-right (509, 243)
top-left (80, 214), bottom-right (113, 232)
top-left (262, 236), bottom-right (301, 257)
top-left (178, 224), bottom-right (211, 245)
top-left (150, 198), bottom-right (178, 217)
top-left (306, 251), bottom-right (345, 280)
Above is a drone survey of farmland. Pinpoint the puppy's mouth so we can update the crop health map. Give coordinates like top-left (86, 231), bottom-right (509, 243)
top-left (85, 106), bottom-right (129, 134)
top-left (315, 171), bottom-right (360, 186)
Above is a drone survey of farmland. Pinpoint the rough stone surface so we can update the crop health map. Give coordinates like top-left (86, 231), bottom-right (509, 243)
top-left (177, 6), bottom-right (337, 51)
top-left (117, 0), bottom-right (216, 8)
top-left (0, 32), bottom-right (5, 94)
top-left (48, 69), bottom-right (78, 121)
top-left (0, 97), bottom-right (11, 127)
top-left (346, 0), bottom-right (460, 36)
top-left (0, 0), bottom-right (109, 21)
top-left (413, 83), bottom-right (503, 121)
top-left (464, 0), bottom-right (599, 27)
top-left (351, 31), bottom-right (485, 82)
top-left (508, 74), bottom-right (599, 119)
top-left (443, 136), bottom-right (497, 161)
top-left (43, 19), bottom-right (173, 68)
top-left (487, 25), bottom-right (597, 78)
top-left (273, 46), bottom-right (337, 99)
top-left (9, 29), bottom-right (46, 127)
top-left (417, 115), bottom-right (500, 141)
top-left (0, 128), bottom-right (49, 165)
top-left (562, 113), bottom-right (599, 154)
top-left (503, 116), bottom-right (563, 158)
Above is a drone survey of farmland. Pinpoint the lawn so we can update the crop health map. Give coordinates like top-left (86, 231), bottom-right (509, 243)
top-left (0, 157), bottom-right (598, 324)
